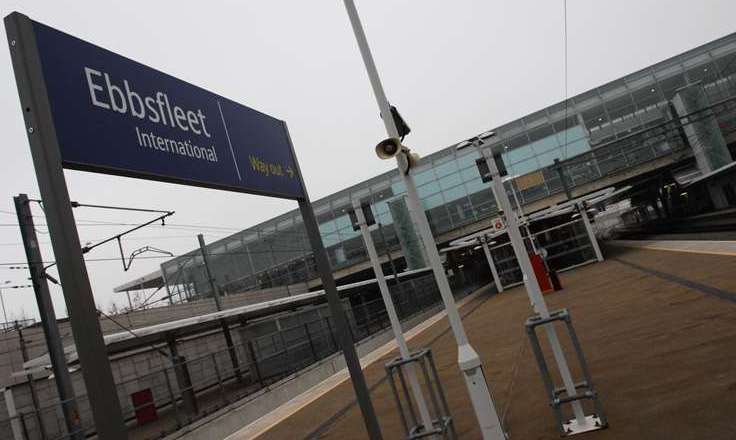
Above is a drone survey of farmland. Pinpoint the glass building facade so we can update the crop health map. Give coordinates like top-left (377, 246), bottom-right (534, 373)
top-left (161, 31), bottom-right (736, 301)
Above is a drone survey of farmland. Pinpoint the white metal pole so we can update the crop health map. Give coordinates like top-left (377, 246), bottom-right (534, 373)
top-left (341, 2), bottom-right (506, 438)
top-left (578, 202), bottom-right (603, 262)
top-left (479, 237), bottom-right (503, 293)
top-left (353, 201), bottom-right (435, 435)
top-left (482, 147), bottom-right (588, 426)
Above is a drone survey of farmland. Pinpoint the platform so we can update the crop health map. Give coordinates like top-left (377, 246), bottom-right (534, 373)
top-left (227, 244), bottom-right (736, 439)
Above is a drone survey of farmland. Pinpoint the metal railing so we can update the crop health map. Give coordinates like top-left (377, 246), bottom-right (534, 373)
top-left (0, 272), bottom-right (481, 440)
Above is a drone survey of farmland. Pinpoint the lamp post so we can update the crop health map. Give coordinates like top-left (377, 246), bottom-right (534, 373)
top-left (342, 2), bottom-right (506, 438)
top-left (459, 133), bottom-right (594, 431)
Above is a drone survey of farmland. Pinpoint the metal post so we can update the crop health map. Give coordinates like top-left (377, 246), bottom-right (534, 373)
top-left (507, 179), bottom-right (523, 214)
top-left (341, 2), bottom-right (505, 438)
top-left (353, 201), bottom-right (434, 435)
top-left (479, 236), bottom-right (503, 293)
top-left (377, 223), bottom-right (399, 281)
top-left (484, 147), bottom-right (589, 427)
top-left (297, 198), bottom-right (382, 439)
top-left (167, 337), bottom-right (198, 415)
top-left (304, 323), bottom-right (317, 361)
top-left (162, 368), bottom-right (181, 428)
top-left (0, 287), bottom-right (8, 328)
top-left (14, 194), bottom-right (83, 439)
top-left (281, 121), bottom-right (381, 438)
top-left (198, 234), bottom-right (222, 310)
top-left (5, 12), bottom-right (127, 438)
top-left (554, 158), bottom-right (573, 200)
top-left (524, 224), bottom-right (538, 254)
top-left (17, 323), bottom-right (48, 440)
top-left (577, 202), bottom-right (603, 262)
top-left (4, 388), bottom-right (24, 440)
top-left (125, 291), bottom-right (133, 311)
top-left (198, 234), bottom-right (241, 380)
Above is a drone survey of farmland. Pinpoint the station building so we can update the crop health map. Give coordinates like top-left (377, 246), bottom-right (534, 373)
top-left (147, 30), bottom-right (736, 304)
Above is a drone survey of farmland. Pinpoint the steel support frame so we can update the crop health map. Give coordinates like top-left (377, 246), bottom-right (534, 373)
top-left (385, 349), bottom-right (457, 440)
top-left (525, 309), bottom-right (608, 436)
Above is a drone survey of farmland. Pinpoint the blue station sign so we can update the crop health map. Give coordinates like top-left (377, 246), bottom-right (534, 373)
top-left (29, 19), bottom-right (304, 199)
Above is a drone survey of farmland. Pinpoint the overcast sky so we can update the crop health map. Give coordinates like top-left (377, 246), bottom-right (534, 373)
top-left (0, 0), bottom-right (734, 322)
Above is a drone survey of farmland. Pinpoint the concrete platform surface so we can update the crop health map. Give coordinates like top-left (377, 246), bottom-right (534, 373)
top-left (241, 245), bottom-right (736, 439)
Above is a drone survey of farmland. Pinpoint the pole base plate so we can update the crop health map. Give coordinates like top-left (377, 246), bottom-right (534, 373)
top-left (563, 415), bottom-right (605, 436)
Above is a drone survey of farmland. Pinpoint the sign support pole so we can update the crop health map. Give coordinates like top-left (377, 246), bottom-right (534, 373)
top-left (282, 123), bottom-right (382, 440)
top-left (341, 2), bottom-right (506, 438)
top-left (5, 12), bottom-right (127, 438)
top-left (14, 194), bottom-right (83, 440)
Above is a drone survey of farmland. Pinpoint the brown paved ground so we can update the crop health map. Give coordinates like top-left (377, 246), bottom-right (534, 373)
top-left (258, 246), bottom-right (736, 440)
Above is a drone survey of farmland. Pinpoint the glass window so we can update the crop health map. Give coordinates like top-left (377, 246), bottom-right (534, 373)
top-left (321, 231), bottom-right (340, 248)
top-left (443, 185), bottom-right (467, 203)
top-left (557, 125), bottom-right (586, 144)
top-left (509, 157), bottom-right (540, 176)
top-left (319, 219), bottom-right (337, 234)
top-left (446, 196), bottom-right (474, 225)
top-left (338, 226), bottom-right (360, 241)
top-left (460, 166), bottom-right (480, 182)
top-left (417, 181), bottom-right (441, 198)
top-left (456, 151), bottom-right (480, 169)
top-left (373, 200), bottom-right (389, 215)
top-left (537, 149), bottom-right (561, 168)
top-left (605, 94), bottom-right (636, 121)
top-left (413, 168), bottom-right (436, 186)
top-left (503, 144), bottom-right (534, 165)
top-left (527, 123), bottom-right (555, 144)
top-left (438, 173), bottom-right (463, 191)
top-left (335, 214), bottom-right (353, 231)
top-left (421, 193), bottom-right (444, 210)
top-left (631, 86), bottom-right (663, 111)
top-left (465, 177), bottom-right (490, 194)
top-left (565, 138), bottom-right (591, 158)
top-left (433, 159), bottom-right (459, 178)
top-left (469, 191), bottom-right (497, 217)
top-left (531, 135), bottom-right (560, 154)
top-left (657, 73), bottom-right (687, 99)
top-left (425, 205), bottom-right (453, 235)
top-left (391, 180), bottom-right (406, 195)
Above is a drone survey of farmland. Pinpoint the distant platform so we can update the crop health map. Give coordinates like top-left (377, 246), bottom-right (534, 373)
top-left (226, 245), bottom-right (736, 439)
top-left (610, 239), bottom-right (736, 256)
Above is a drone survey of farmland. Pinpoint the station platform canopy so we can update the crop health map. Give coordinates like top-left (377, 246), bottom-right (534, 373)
top-left (113, 269), bottom-right (165, 293)
top-left (443, 185), bottom-right (632, 251)
top-left (20, 267), bottom-right (431, 375)
top-left (683, 161), bottom-right (736, 188)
